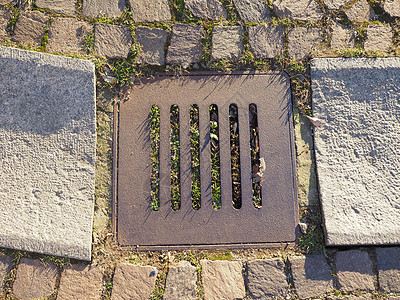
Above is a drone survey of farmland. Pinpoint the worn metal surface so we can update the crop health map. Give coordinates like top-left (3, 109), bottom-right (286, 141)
top-left (114, 72), bottom-right (298, 248)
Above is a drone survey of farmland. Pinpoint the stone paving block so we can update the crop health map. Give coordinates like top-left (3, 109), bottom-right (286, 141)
top-left (0, 46), bottom-right (96, 260)
top-left (57, 264), bottom-right (103, 299)
top-left (94, 23), bottom-right (132, 58)
top-left (166, 23), bottom-right (203, 65)
top-left (376, 247), bottom-right (400, 293)
top-left (0, 6), bottom-right (9, 41)
top-left (12, 258), bottom-right (58, 300)
top-left (47, 17), bottom-right (92, 55)
top-left (211, 26), bottom-right (243, 61)
top-left (135, 26), bottom-right (167, 66)
top-left (273, 0), bottom-right (323, 21)
top-left (185, 0), bottom-right (227, 20)
top-left (201, 260), bottom-right (245, 300)
top-left (311, 57), bottom-right (400, 246)
top-left (382, 0), bottom-right (400, 17)
top-left (233, 0), bottom-right (270, 23)
top-left (12, 10), bottom-right (49, 47)
top-left (345, 0), bottom-right (376, 22)
top-left (290, 254), bottom-right (334, 299)
top-left (128, 0), bottom-right (171, 22)
top-left (163, 260), bottom-right (197, 300)
top-left (0, 254), bottom-right (12, 292)
top-left (248, 25), bottom-right (284, 59)
top-left (0, 0), bottom-right (17, 4)
top-left (331, 23), bottom-right (355, 50)
top-left (35, 0), bottom-right (77, 15)
top-left (324, 0), bottom-right (352, 10)
top-left (288, 27), bottom-right (322, 60)
top-left (364, 25), bottom-right (392, 52)
top-left (82, 0), bottom-right (125, 18)
top-left (111, 264), bottom-right (157, 300)
top-left (336, 250), bottom-right (375, 291)
top-left (247, 258), bottom-right (288, 299)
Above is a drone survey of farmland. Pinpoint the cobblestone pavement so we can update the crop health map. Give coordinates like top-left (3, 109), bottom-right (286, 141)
top-left (1, 0), bottom-right (400, 299)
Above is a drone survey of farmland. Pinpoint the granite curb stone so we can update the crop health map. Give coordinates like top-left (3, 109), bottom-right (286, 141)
top-left (331, 23), bottom-right (355, 50)
top-left (248, 25), bottom-right (284, 59)
top-left (185, 0), bottom-right (227, 20)
top-left (288, 27), bottom-right (322, 60)
top-left (345, 0), bottom-right (376, 22)
top-left (364, 25), bottom-right (392, 52)
top-left (290, 254), bottom-right (334, 299)
top-left (233, 0), bottom-right (270, 23)
top-left (12, 258), bottom-right (58, 300)
top-left (247, 258), bottom-right (288, 299)
top-left (336, 250), bottom-right (375, 291)
top-left (128, 0), bottom-right (171, 23)
top-left (0, 6), bottom-right (9, 41)
top-left (12, 10), bottom-right (49, 47)
top-left (166, 23), bottom-right (203, 65)
top-left (47, 17), bottom-right (93, 54)
top-left (163, 260), bottom-right (197, 300)
top-left (94, 23), bottom-right (132, 59)
top-left (0, 254), bottom-right (12, 292)
top-left (57, 264), bottom-right (103, 299)
top-left (211, 25), bottom-right (243, 61)
top-left (82, 0), bottom-right (125, 18)
top-left (35, 0), bottom-right (77, 15)
top-left (135, 26), bottom-right (167, 66)
top-left (376, 247), bottom-right (400, 293)
top-left (111, 264), bottom-right (157, 300)
top-left (201, 260), bottom-right (245, 300)
top-left (0, 46), bottom-right (96, 260)
top-left (311, 58), bottom-right (400, 246)
top-left (273, 0), bottom-right (323, 21)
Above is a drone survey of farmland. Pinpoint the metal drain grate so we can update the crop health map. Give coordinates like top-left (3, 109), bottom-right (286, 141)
top-left (113, 72), bottom-right (299, 250)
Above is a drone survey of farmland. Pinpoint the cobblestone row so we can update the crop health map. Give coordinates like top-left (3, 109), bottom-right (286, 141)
top-left (1, 248), bottom-right (400, 299)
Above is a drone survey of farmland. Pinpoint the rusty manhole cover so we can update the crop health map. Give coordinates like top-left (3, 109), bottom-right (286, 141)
top-left (113, 72), bottom-right (298, 250)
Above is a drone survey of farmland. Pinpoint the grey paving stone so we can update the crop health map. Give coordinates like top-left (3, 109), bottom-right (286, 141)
top-left (57, 264), bottom-right (103, 299)
top-left (382, 0), bottom-right (400, 17)
top-left (331, 23), bottom-right (355, 50)
top-left (364, 25), bottom-right (392, 52)
top-left (233, 0), bottom-right (270, 23)
top-left (0, 0), bottom-right (17, 5)
top-left (111, 264), bottom-right (157, 300)
top-left (273, 0), bottom-right (323, 21)
top-left (0, 46), bottom-right (96, 260)
top-left (185, 0), bottom-right (227, 20)
top-left (376, 247), bottom-right (400, 293)
top-left (201, 260), bottom-right (245, 300)
top-left (135, 26), bottom-right (167, 66)
top-left (336, 250), bottom-right (375, 291)
top-left (12, 10), bottom-right (49, 47)
top-left (82, 0), bottom-right (125, 18)
top-left (247, 258), bottom-right (288, 299)
top-left (0, 6), bottom-right (9, 41)
top-left (94, 23), bottom-right (132, 58)
top-left (47, 17), bottom-right (93, 55)
top-left (0, 254), bottom-right (12, 292)
top-left (12, 258), bottom-right (58, 300)
top-left (324, 0), bottom-right (352, 10)
top-left (166, 23), bottom-right (203, 65)
top-left (35, 0), bottom-right (77, 15)
top-left (128, 0), bottom-right (171, 22)
top-left (211, 25), bottom-right (243, 61)
top-left (290, 254), bottom-right (334, 299)
top-left (248, 25), bottom-right (284, 58)
top-left (288, 27), bottom-right (322, 60)
top-left (311, 57), bottom-right (400, 246)
top-left (345, 0), bottom-right (376, 22)
top-left (163, 260), bottom-right (197, 300)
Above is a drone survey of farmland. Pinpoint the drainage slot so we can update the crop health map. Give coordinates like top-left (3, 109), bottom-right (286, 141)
top-left (170, 105), bottom-right (181, 211)
top-left (190, 105), bottom-right (201, 210)
top-left (210, 104), bottom-right (221, 210)
top-left (229, 104), bottom-right (242, 209)
top-left (249, 104), bottom-right (262, 208)
top-left (150, 105), bottom-right (160, 211)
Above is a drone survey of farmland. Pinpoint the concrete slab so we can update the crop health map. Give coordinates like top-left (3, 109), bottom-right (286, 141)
top-left (311, 58), bottom-right (400, 246)
top-left (0, 46), bottom-right (96, 260)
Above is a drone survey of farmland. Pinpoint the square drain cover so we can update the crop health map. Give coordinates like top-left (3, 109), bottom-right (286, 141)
top-left (114, 72), bottom-right (298, 249)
